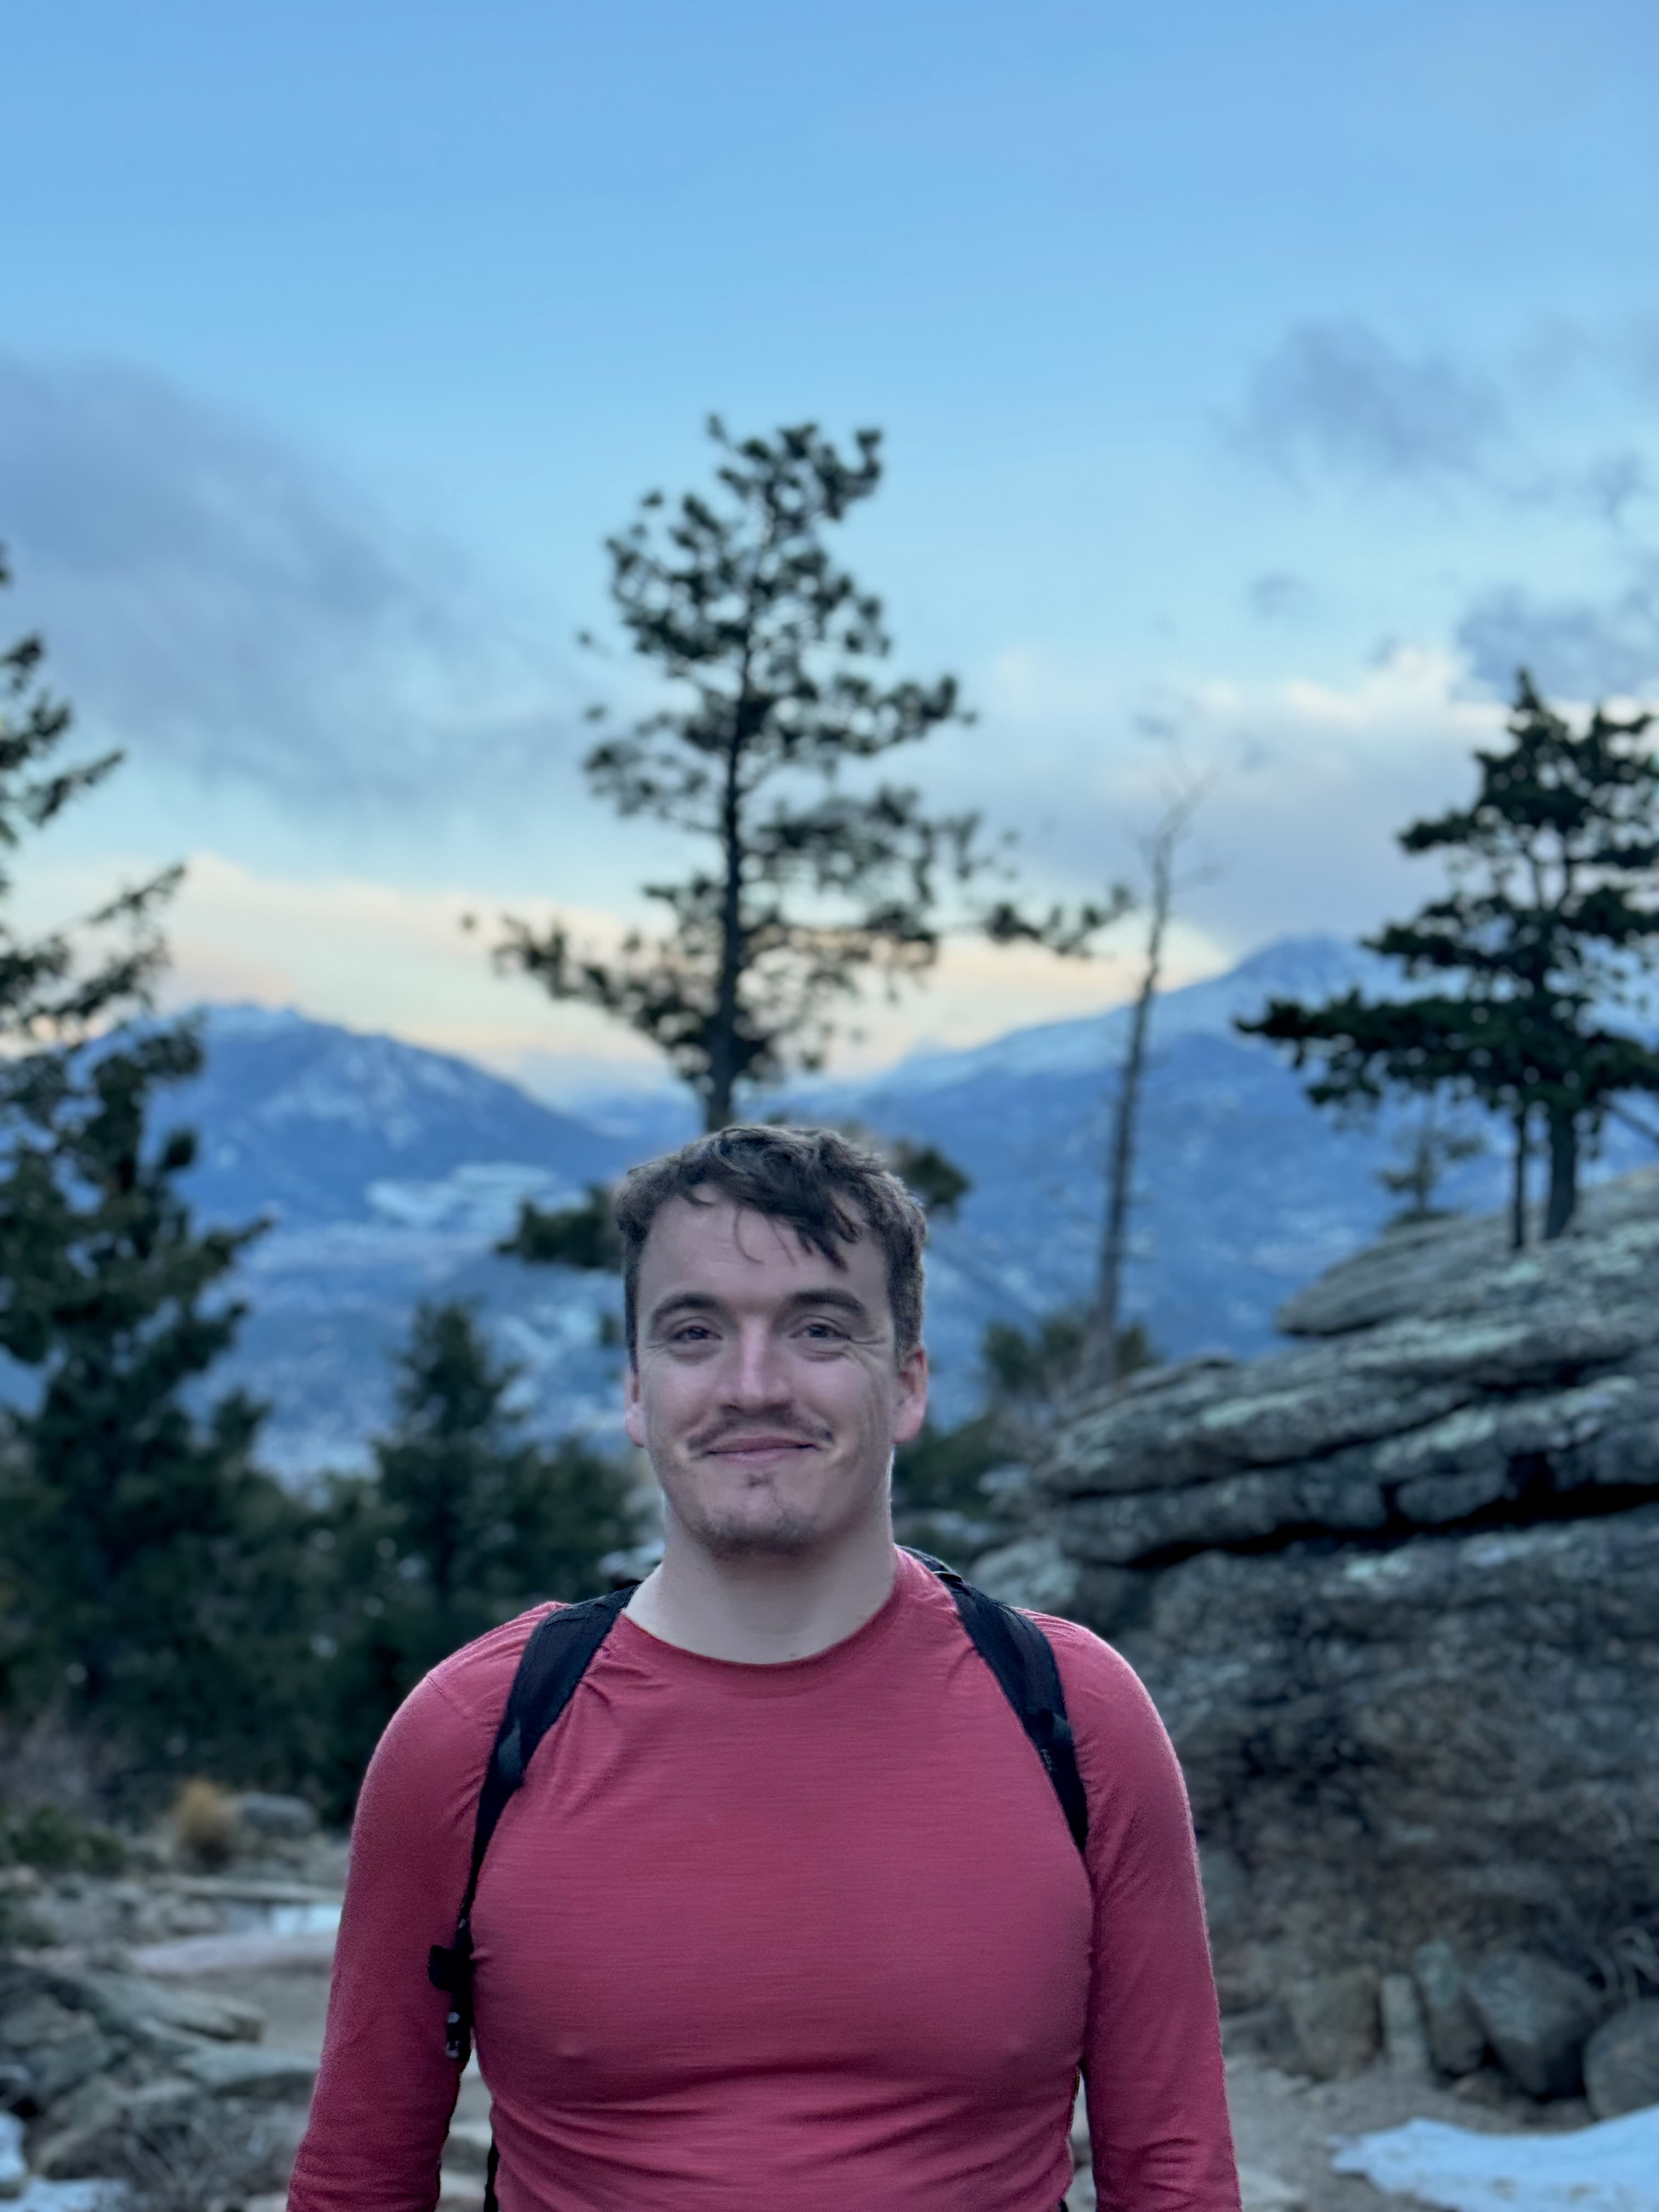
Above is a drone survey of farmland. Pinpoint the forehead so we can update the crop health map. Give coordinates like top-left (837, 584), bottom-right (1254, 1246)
top-left (637, 1191), bottom-right (884, 1302)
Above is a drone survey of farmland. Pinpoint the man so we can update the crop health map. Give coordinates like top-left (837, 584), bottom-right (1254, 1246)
top-left (289, 1126), bottom-right (1240, 2211)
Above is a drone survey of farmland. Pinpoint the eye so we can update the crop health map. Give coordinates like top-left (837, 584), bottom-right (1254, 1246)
top-left (797, 1318), bottom-right (849, 1343)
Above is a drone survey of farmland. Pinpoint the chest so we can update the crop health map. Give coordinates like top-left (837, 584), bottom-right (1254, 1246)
top-left (468, 1664), bottom-right (1092, 2099)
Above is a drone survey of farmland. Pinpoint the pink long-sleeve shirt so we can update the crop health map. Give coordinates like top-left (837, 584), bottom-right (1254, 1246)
top-left (287, 1548), bottom-right (1239, 2212)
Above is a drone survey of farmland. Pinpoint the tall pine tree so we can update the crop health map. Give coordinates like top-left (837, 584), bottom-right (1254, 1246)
top-left (492, 419), bottom-right (1110, 1131)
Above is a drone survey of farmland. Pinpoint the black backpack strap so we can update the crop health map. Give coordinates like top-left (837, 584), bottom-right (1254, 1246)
top-left (905, 1547), bottom-right (1090, 1856)
top-left (428, 1586), bottom-right (633, 2067)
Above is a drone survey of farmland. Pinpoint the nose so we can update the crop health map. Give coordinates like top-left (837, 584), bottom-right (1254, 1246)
top-left (724, 1319), bottom-right (791, 1406)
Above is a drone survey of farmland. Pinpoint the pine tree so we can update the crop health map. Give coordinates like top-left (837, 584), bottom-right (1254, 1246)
top-left (1239, 673), bottom-right (1659, 1243)
top-left (310, 1301), bottom-right (636, 1810)
top-left (0, 550), bottom-right (177, 1040)
top-left (497, 1183), bottom-right (621, 1269)
top-left (0, 1031), bottom-right (290, 1777)
top-left (493, 418), bottom-right (1110, 1130)
top-left (1376, 1103), bottom-right (1485, 1224)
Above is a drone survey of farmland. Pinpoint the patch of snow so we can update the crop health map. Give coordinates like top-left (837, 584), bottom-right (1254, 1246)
top-left (365, 1161), bottom-right (578, 1237)
top-left (0, 2112), bottom-right (24, 2195)
top-left (1331, 2108), bottom-right (1659, 2212)
top-left (14, 2182), bottom-right (129, 2210)
top-left (196, 1002), bottom-right (311, 1037)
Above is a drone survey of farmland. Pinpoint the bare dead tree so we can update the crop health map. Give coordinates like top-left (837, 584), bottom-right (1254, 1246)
top-left (1084, 778), bottom-right (1209, 1391)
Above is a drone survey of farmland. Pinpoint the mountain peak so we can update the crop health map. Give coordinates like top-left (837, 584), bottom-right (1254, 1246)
top-left (806, 932), bottom-right (1395, 1101)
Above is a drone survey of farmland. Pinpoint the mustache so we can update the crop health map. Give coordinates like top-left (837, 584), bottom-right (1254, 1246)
top-left (689, 1413), bottom-right (834, 1454)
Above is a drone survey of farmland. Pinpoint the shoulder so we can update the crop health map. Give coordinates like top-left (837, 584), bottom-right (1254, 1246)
top-left (421, 1602), bottom-right (554, 1722)
top-left (1024, 1610), bottom-right (1187, 1810)
top-left (358, 1606), bottom-right (554, 1824)
top-left (1028, 1609), bottom-right (1149, 1711)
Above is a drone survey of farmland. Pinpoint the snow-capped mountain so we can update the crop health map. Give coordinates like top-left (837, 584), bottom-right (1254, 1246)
top-left (166, 1008), bottom-right (647, 1476)
top-left (172, 1004), bottom-right (628, 1227)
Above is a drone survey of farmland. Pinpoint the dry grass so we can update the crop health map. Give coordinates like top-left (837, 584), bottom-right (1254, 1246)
top-left (111, 2100), bottom-right (293, 2212)
top-left (171, 1779), bottom-right (237, 1870)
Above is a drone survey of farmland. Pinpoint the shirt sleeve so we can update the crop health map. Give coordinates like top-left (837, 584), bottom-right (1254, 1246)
top-left (1045, 1618), bottom-right (1243, 2212)
top-left (286, 1662), bottom-right (500, 2212)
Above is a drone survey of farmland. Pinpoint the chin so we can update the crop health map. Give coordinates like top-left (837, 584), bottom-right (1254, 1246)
top-left (693, 1507), bottom-right (825, 1560)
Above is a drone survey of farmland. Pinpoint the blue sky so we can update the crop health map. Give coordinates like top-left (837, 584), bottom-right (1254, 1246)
top-left (4, 1), bottom-right (1657, 1094)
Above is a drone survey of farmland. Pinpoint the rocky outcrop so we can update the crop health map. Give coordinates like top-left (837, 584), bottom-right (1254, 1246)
top-left (1025, 1167), bottom-right (1659, 2094)
top-left (1043, 1169), bottom-right (1659, 1572)
top-left (0, 1864), bottom-right (345, 2204)
top-left (0, 1947), bottom-right (315, 2192)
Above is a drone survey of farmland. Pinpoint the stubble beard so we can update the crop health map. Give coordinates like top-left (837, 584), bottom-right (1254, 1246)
top-left (695, 1500), bottom-right (823, 1560)
top-left (671, 1458), bottom-right (828, 1559)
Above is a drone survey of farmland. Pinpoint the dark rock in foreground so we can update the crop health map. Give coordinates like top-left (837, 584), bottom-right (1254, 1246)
top-left (1584, 2001), bottom-right (1659, 2120)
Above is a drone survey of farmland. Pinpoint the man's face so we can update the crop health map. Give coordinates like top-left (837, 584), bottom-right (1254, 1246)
top-left (623, 1192), bottom-right (927, 1560)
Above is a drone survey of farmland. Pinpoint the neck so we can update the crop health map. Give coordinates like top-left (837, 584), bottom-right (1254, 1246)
top-left (625, 1508), bottom-right (899, 1663)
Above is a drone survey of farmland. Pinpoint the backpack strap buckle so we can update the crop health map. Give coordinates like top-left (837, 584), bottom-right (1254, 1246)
top-left (428, 1924), bottom-right (476, 2066)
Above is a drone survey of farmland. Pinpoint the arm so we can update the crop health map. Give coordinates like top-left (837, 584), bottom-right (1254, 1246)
top-left (1046, 1621), bottom-right (1242, 2212)
top-left (286, 1668), bottom-right (496, 2212)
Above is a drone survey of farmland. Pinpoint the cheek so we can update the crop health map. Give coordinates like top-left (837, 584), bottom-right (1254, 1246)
top-left (810, 1367), bottom-right (901, 1437)
top-left (633, 1363), bottom-right (712, 1444)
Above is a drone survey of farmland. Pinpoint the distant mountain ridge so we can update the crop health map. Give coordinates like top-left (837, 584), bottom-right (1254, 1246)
top-left (826, 935), bottom-right (1405, 1092)
top-left (172, 1003), bottom-right (626, 1228)
top-left (138, 934), bottom-right (1658, 1471)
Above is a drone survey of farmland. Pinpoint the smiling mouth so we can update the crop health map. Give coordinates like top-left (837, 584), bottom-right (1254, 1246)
top-left (701, 1436), bottom-right (821, 1462)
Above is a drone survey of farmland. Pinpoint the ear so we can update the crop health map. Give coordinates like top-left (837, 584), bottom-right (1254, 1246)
top-left (622, 1357), bottom-right (647, 1449)
top-left (892, 1344), bottom-right (928, 1447)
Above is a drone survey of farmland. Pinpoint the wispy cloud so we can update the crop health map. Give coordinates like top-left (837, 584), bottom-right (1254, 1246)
top-left (1457, 568), bottom-right (1659, 699)
top-left (1245, 571), bottom-right (1315, 622)
top-left (0, 356), bottom-right (577, 812)
top-left (1235, 319), bottom-right (1505, 485)
top-left (978, 640), bottom-right (1508, 949)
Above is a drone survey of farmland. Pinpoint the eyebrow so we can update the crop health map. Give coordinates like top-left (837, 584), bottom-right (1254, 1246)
top-left (646, 1286), bottom-right (878, 1334)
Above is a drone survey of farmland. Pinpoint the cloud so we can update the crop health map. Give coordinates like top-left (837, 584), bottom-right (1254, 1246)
top-left (1456, 570), bottom-right (1659, 700)
top-left (974, 639), bottom-right (1509, 952)
top-left (1245, 571), bottom-right (1314, 622)
top-left (1236, 319), bottom-right (1505, 484)
top-left (0, 356), bottom-right (577, 811)
top-left (1577, 447), bottom-right (1650, 525)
